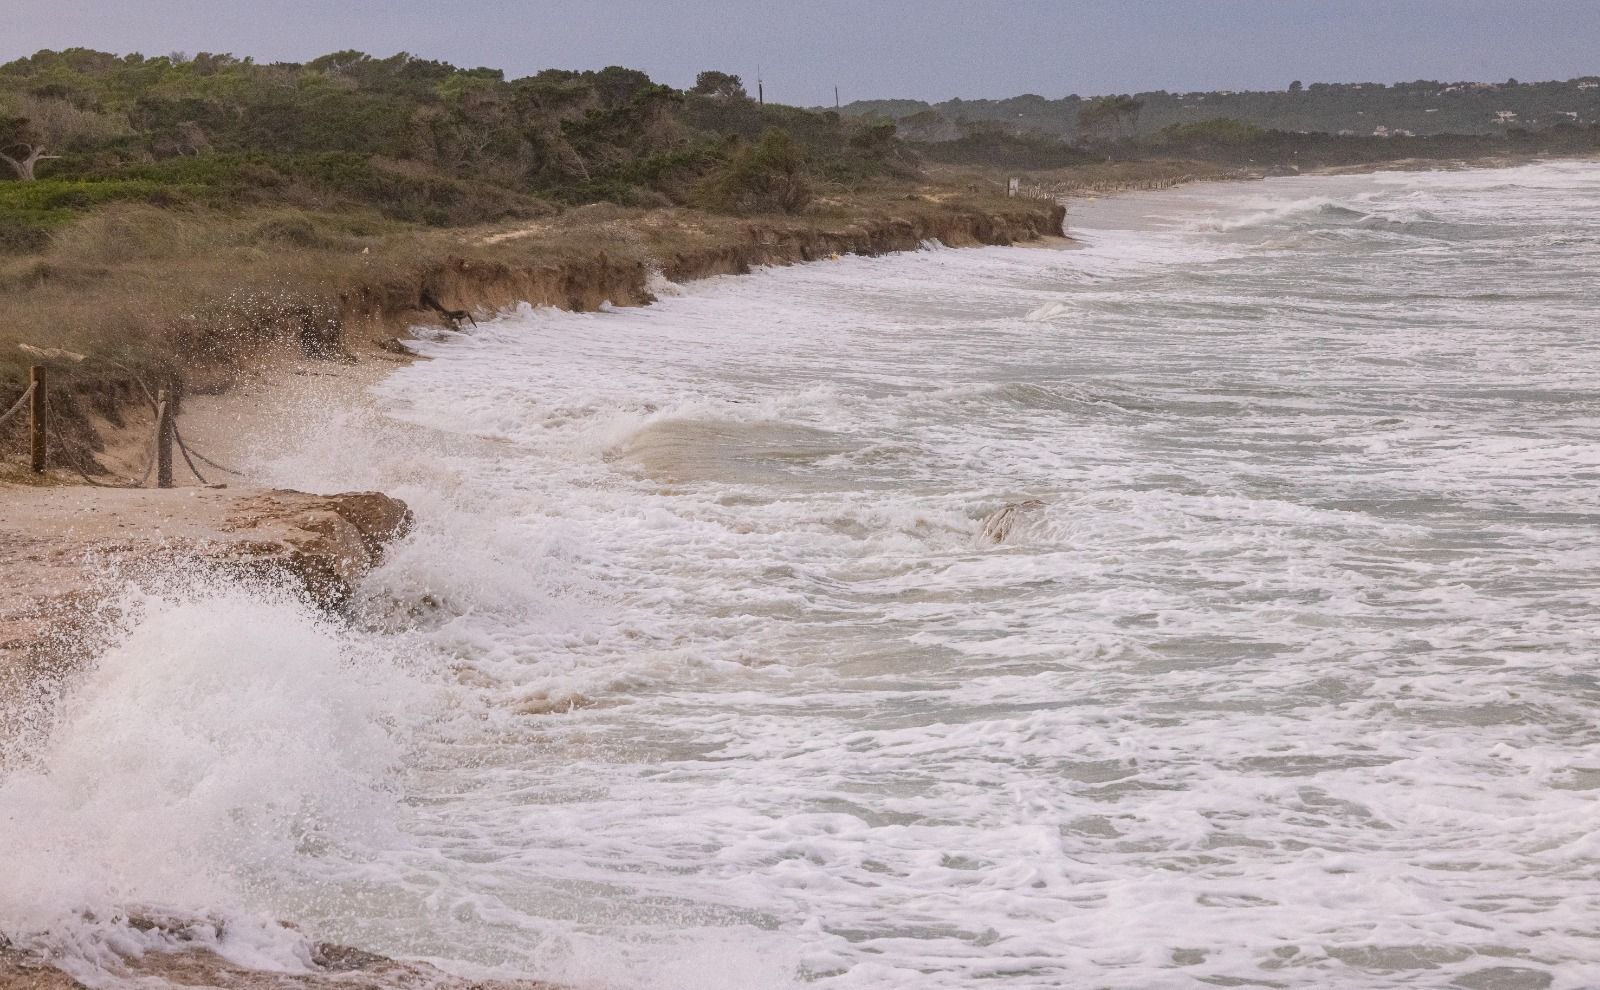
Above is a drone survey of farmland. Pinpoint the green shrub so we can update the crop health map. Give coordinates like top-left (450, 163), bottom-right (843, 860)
top-left (0, 178), bottom-right (211, 253)
top-left (0, 177), bottom-right (194, 212)
top-left (701, 128), bottom-right (812, 215)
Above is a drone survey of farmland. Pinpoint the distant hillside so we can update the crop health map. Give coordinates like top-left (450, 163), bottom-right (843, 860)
top-left (0, 48), bottom-right (911, 249)
top-left (842, 76), bottom-right (1600, 141)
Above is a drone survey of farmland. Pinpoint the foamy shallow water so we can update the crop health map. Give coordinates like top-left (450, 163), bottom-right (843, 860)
top-left (5, 162), bottom-right (1600, 989)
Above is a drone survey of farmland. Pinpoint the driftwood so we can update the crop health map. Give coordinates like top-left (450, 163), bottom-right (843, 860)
top-left (420, 289), bottom-right (477, 329)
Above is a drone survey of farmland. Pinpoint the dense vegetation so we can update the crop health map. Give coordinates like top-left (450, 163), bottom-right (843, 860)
top-left (845, 75), bottom-right (1600, 142)
top-left (0, 49), bottom-right (913, 251)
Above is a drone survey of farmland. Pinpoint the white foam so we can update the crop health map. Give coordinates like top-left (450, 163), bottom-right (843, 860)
top-left (8, 160), bottom-right (1600, 989)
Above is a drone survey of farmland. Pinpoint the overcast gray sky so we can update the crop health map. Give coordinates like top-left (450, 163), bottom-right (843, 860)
top-left (4, 1), bottom-right (1597, 105)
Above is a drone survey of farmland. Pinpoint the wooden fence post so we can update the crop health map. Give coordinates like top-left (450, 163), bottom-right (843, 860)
top-left (156, 388), bottom-right (174, 488)
top-left (28, 365), bottom-right (45, 473)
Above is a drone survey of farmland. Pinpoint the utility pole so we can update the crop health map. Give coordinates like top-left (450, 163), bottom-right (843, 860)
top-left (835, 85), bottom-right (840, 109)
top-left (757, 65), bottom-right (764, 105)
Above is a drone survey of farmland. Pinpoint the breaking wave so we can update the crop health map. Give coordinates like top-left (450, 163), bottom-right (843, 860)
top-left (6, 160), bottom-right (1600, 989)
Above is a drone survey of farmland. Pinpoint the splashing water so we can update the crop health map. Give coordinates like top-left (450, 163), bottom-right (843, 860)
top-left (5, 161), bottom-right (1600, 989)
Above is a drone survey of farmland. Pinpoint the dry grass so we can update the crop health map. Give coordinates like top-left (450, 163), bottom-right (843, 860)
top-left (0, 205), bottom-right (623, 386)
top-left (1, 183), bottom-right (1052, 378)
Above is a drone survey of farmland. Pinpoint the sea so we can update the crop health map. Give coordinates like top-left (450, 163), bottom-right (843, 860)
top-left (4, 160), bottom-right (1599, 990)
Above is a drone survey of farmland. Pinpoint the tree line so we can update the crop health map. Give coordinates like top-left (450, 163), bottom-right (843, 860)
top-left (847, 75), bottom-right (1600, 143)
top-left (0, 49), bottom-right (913, 246)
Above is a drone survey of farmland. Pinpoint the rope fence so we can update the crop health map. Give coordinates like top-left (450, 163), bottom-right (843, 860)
top-left (5, 362), bottom-right (245, 488)
top-left (0, 381), bottom-right (35, 428)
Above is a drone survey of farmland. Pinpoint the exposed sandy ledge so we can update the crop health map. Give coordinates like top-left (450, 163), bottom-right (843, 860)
top-left (367, 203), bottom-right (1068, 355)
top-left (0, 483), bottom-right (411, 747)
top-left (0, 485), bottom-right (410, 635)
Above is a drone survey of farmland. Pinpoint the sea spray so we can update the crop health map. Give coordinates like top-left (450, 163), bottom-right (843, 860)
top-left (0, 574), bottom-right (432, 977)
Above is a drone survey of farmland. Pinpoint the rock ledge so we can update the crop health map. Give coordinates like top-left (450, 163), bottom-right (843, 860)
top-left (0, 485), bottom-right (412, 691)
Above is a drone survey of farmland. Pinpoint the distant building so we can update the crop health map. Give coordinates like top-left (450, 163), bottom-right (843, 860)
top-left (1578, 81), bottom-right (1599, 90)
top-left (1494, 110), bottom-right (1519, 124)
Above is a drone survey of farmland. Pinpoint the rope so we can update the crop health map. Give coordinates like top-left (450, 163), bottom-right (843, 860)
top-left (66, 454), bottom-right (142, 489)
top-left (171, 424), bottom-right (209, 485)
top-left (56, 396), bottom-right (160, 489)
top-left (59, 434), bottom-right (143, 491)
top-left (0, 382), bottom-right (35, 427)
top-left (134, 377), bottom-right (160, 413)
top-left (172, 424), bottom-right (245, 477)
top-left (131, 409), bottom-right (159, 488)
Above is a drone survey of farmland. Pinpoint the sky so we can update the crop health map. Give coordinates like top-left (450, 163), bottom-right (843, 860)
top-left (4, 1), bottom-right (1598, 105)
